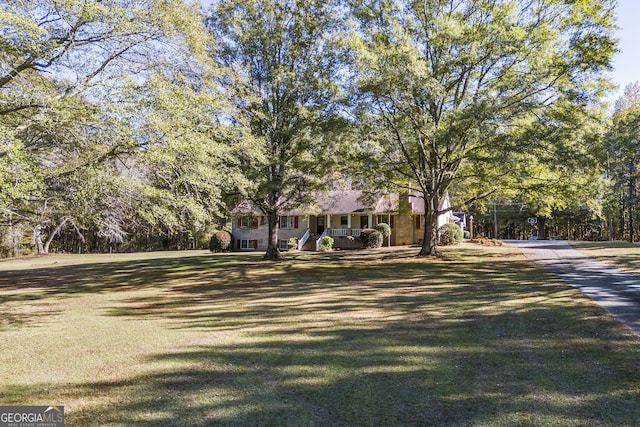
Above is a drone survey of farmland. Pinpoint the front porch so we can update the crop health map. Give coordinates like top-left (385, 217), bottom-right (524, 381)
top-left (307, 213), bottom-right (373, 236)
top-left (300, 228), bottom-right (365, 251)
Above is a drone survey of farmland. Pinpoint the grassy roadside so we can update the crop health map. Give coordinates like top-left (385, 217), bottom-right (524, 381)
top-left (1, 244), bottom-right (639, 426)
top-left (570, 240), bottom-right (640, 275)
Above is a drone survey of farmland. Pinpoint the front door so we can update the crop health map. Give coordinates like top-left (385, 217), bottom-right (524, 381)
top-left (360, 215), bottom-right (369, 229)
top-left (317, 216), bottom-right (325, 235)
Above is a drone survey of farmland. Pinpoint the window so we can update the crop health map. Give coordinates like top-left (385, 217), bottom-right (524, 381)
top-left (279, 215), bottom-right (298, 229)
top-left (240, 239), bottom-right (257, 250)
top-left (279, 240), bottom-right (289, 251)
top-left (239, 216), bottom-right (258, 228)
top-left (340, 215), bottom-right (348, 226)
top-left (360, 215), bottom-right (369, 229)
top-left (377, 215), bottom-right (395, 228)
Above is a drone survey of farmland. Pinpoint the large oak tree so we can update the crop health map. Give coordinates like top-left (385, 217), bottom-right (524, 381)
top-left (206, 0), bottom-right (347, 260)
top-left (349, 0), bottom-right (616, 255)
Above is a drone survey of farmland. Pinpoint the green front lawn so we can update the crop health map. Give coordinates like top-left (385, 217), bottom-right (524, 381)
top-left (1, 245), bottom-right (639, 426)
top-left (571, 240), bottom-right (640, 275)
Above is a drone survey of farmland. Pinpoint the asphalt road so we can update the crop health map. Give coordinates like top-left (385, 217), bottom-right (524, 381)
top-left (507, 239), bottom-right (640, 336)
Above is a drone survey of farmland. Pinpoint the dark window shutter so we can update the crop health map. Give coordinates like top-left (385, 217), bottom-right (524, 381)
top-left (416, 215), bottom-right (421, 229)
top-left (390, 215), bottom-right (394, 228)
top-left (237, 218), bottom-right (242, 228)
top-left (294, 216), bottom-right (299, 229)
top-left (236, 239), bottom-right (240, 249)
top-left (253, 240), bottom-right (258, 249)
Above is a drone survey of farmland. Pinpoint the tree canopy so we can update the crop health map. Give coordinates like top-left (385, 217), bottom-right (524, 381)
top-left (348, 0), bottom-right (616, 255)
top-left (206, 0), bottom-right (348, 260)
top-left (0, 0), bottom-right (225, 254)
top-left (603, 82), bottom-right (640, 242)
top-left (0, 0), bottom-right (621, 257)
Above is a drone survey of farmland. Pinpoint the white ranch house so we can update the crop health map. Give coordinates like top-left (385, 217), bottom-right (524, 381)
top-left (230, 190), bottom-right (463, 251)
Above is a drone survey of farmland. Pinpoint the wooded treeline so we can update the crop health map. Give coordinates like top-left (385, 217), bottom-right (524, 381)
top-left (0, 0), bottom-right (626, 259)
top-left (469, 82), bottom-right (640, 243)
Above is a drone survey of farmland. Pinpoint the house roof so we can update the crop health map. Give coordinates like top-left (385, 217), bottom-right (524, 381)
top-left (314, 190), bottom-right (376, 213)
top-left (231, 190), bottom-right (453, 216)
top-left (232, 190), bottom-right (378, 215)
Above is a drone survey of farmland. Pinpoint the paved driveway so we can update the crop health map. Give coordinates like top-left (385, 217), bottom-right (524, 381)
top-left (507, 239), bottom-right (640, 336)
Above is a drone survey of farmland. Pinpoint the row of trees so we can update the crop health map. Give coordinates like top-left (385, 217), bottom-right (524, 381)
top-left (0, 0), bottom-right (619, 259)
top-left (1, 0), bottom-right (231, 257)
top-left (467, 82), bottom-right (640, 244)
top-left (604, 82), bottom-right (640, 242)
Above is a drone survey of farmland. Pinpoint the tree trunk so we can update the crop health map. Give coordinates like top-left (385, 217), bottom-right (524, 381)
top-left (608, 216), bottom-right (614, 241)
top-left (12, 232), bottom-right (19, 258)
top-left (43, 217), bottom-right (68, 254)
top-left (620, 196), bottom-right (626, 240)
top-left (537, 216), bottom-right (547, 240)
top-left (418, 195), bottom-right (439, 257)
top-left (33, 225), bottom-right (45, 254)
top-left (263, 211), bottom-right (283, 261)
top-left (629, 177), bottom-right (635, 243)
top-left (9, 215), bottom-right (19, 258)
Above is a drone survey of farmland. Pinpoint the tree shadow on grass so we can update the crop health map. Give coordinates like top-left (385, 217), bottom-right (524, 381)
top-left (571, 241), bottom-right (639, 251)
top-left (3, 247), bottom-right (640, 425)
top-left (98, 251), bottom-right (550, 335)
top-left (568, 241), bottom-right (640, 274)
top-left (0, 248), bottom-right (455, 329)
top-left (9, 306), bottom-right (640, 426)
top-left (0, 252), bottom-right (261, 329)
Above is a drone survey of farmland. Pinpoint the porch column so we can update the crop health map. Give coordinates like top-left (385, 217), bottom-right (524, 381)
top-left (347, 214), bottom-right (351, 228)
top-left (327, 214), bottom-right (331, 231)
top-left (367, 213), bottom-right (372, 228)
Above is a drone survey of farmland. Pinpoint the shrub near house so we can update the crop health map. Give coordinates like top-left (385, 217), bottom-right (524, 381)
top-left (360, 228), bottom-right (383, 248)
top-left (288, 237), bottom-right (298, 251)
top-left (319, 236), bottom-right (334, 251)
top-left (375, 222), bottom-right (391, 238)
top-left (209, 231), bottom-right (232, 252)
top-left (439, 223), bottom-right (463, 246)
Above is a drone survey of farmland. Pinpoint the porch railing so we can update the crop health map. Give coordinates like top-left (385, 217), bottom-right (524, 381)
top-left (328, 228), bottom-right (363, 237)
top-left (315, 230), bottom-right (328, 251)
top-left (298, 228), bottom-right (310, 251)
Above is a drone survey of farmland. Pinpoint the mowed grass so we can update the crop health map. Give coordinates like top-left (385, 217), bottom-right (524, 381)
top-left (571, 240), bottom-right (640, 275)
top-left (1, 244), bottom-right (639, 426)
